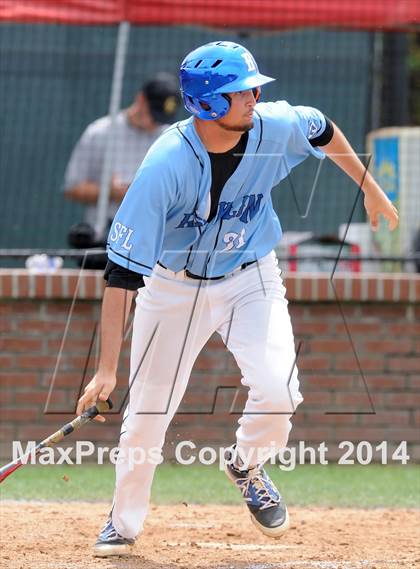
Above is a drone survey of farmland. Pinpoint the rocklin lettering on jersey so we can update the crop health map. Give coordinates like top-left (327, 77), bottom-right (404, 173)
top-left (176, 193), bottom-right (263, 228)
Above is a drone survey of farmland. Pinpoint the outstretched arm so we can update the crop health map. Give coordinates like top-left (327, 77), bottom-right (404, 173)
top-left (322, 122), bottom-right (399, 232)
top-left (76, 286), bottom-right (134, 421)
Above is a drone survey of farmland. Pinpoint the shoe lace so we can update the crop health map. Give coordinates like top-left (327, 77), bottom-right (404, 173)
top-left (100, 518), bottom-right (119, 540)
top-left (236, 467), bottom-right (281, 510)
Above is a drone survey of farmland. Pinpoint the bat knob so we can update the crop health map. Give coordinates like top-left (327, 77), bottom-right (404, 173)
top-left (82, 398), bottom-right (113, 420)
top-left (96, 398), bottom-right (113, 413)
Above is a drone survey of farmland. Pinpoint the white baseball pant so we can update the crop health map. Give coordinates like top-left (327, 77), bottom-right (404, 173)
top-left (111, 251), bottom-right (303, 538)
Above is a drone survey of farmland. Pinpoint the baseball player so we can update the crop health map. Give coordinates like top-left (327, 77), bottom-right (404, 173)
top-left (76, 41), bottom-right (398, 556)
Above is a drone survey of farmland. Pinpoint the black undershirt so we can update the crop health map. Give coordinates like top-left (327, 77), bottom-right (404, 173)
top-left (104, 117), bottom-right (334, 290)
top-left (207, 131), bottom-right (248, 221)
top-left (310, 116), bottom-right (334, 147)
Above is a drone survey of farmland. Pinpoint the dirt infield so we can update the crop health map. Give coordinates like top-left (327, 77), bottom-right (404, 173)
top-left (1, 502), bottom-right (418, 569)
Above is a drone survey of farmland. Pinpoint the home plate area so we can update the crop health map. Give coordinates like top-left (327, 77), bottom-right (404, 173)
top-left (1, 503), bottom-right (418, 568)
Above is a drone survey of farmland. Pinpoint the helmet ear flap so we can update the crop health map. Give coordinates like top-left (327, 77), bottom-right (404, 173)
top-left (221, 92), bottom-right (232, 111)
top-left (181, 90), bottom-right (231, 120)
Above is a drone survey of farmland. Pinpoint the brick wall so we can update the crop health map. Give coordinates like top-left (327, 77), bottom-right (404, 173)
top-left (0, 269), bottom-right (419, 463)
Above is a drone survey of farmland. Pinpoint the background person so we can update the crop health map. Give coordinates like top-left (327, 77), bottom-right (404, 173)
top-left (63, 72), bottom-right (181, 268)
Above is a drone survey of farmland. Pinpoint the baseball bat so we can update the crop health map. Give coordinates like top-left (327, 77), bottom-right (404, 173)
top-left (0, 398), bottom-right (113, 484)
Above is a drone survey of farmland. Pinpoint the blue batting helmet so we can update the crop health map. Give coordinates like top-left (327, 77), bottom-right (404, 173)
top-left (179, 41), bottom-right (275, 120)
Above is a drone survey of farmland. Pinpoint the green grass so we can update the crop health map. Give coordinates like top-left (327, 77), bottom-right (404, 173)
top-left (1, 463), bottom-right (419, 508)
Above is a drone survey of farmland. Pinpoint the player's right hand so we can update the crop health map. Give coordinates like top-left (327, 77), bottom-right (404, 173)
top-left (76, 373), bottom-right (116, 422)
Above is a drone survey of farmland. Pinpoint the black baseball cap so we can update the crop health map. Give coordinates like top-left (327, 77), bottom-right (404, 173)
top-left (143, 73), bottom-right (181, 124)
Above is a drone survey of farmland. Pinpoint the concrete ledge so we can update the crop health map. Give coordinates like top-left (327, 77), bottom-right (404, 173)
top-left (0, 269), bottom-right (419, 302)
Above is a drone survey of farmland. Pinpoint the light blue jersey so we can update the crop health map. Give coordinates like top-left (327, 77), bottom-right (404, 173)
top-left (107, 100), bottom-right (326, 278)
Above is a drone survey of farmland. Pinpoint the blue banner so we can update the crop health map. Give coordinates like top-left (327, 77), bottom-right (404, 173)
top-left (373, 137), bottom-right (399, 203)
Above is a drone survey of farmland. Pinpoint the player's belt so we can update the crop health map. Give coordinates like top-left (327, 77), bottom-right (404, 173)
top-left (157, 260), bottom-right (257, 280)
top-left (185, 260), bottom-right (257, 281)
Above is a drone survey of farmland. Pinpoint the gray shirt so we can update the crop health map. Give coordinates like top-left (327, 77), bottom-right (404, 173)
top-left (63, 111), bottom-right (167, 226)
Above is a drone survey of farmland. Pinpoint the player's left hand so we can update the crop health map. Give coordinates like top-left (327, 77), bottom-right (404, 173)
top-left (364, 187), bottom-right (399, 232)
